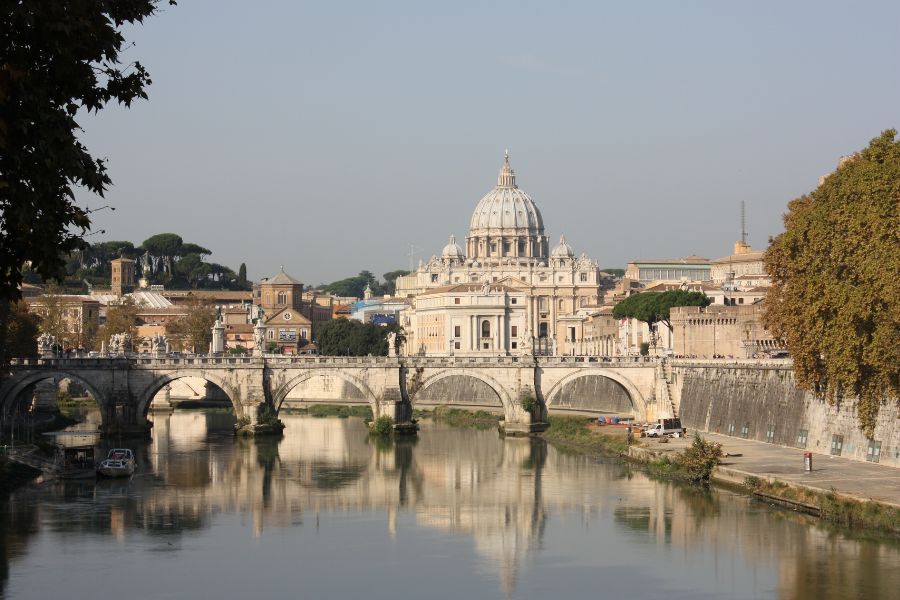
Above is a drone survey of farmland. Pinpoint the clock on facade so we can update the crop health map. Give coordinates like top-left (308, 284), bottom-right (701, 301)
top-left (283, 312), bottom-right (292, 320)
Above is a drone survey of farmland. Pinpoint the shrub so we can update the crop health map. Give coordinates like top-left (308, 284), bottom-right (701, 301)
top-left (371, 415), bottom-right (394, 437)
top-left (675, 433), bottom-right (723, 484)
top-left (235, 415), bottom-right (251, 428)
top-left (257, 406), bottom-right (279, 426)
top-left (520, 395), bottom-right (536, 415)
top-left (639, 342), bottom-right (650, 356)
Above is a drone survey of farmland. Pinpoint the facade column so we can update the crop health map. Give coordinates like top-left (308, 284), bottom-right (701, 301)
top-left (496, 314), bottom-right (503, 354)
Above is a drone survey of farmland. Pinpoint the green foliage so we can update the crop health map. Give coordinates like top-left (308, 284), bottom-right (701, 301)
top-left (1, 301), bottom-right (39, 362)
top-left (238, 263), bottom-right (248, 286)
top-left (639, 342), bottom-right (650, 356)
top-left (97, 297), bottom-right (140, 349)
top-left (316, 318), bottom-right (399, 356)
top-left (228, 345), bottom-right (248, 355)
top-left (319, 269), bottom-right (409, 298)
top-left (744, 475), bottom-right (762, 490)
top-left (613, 290), bottom-right (711, 333)
top-left (0, 1), bottom-right (170, 306)
top-left (764, 130), bottom-right (900, 435)
top-left (674, 433), bottom-right (723, 484)
top-left (370, 415), bottom-right (394, 437)
top-left (307, 404), bottom-right (373, 419)
top-left (257, 405), bottom-right (280, 427)
top-left (520, 395), bottom-right (536, 414)
top-left (544, 416), bottom-right (629, 455)
top-left (601, 268), bottom-right (626, 277)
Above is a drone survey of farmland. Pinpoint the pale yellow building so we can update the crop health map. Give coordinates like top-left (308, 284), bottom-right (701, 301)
top-left (710, 241), bottom-right (769, 288)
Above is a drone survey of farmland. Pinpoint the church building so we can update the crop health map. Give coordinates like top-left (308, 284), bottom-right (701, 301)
top-left (400, 153), bottom-right (603, 356)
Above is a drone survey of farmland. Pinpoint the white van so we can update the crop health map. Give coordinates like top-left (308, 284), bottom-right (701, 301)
top-left (643, 418), bottom-right (686, 438)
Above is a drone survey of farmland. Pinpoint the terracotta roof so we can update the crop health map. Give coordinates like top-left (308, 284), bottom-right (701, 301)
top-left (262, 270), bottom-right (302, 285)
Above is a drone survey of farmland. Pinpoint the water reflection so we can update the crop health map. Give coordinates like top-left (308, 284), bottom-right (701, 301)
top-left (1, 410), bottom-right (898, 599)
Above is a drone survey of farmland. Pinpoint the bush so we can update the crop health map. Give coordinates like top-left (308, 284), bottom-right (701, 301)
top-left (235, 415), bottom-right (251, 428)
top-left (371, 415), bottom-right (394, 437)
top-left (520, 395), bottom-right (536, 415)
top-left (257, 406), bottom-right (279, 426)
top-left (674, 433), bottom-right (723, 484)
top-left (639, 342), bottom-right (650, 356)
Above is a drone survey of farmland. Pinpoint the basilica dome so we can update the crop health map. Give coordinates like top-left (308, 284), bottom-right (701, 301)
top-left (442, 234), bottom-right (464, 260)
top-left (466, 152), bottom-right (549, 264)
top-left (550, 235), bottom-right (574, 258)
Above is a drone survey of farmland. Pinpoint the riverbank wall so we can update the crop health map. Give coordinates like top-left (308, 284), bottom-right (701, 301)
top-left (667, 361), bottom-right (899, 468)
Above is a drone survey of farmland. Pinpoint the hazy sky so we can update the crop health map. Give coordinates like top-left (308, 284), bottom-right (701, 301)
top-left (78, 1), bottom-right (900, 285)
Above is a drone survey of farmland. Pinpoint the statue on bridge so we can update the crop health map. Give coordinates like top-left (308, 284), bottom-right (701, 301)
top-left (387, 332), bottom-right (397, 358)
top-left (152, 332), bottom-right (168, 357)
top-left (37, 333), bottom-right (55, 358)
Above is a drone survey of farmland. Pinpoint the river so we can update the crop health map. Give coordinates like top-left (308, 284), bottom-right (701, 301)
top-left (1, 409), bottom-right (898, 599)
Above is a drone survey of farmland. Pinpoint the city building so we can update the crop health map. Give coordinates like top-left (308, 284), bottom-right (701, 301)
top-left (252, 269), bottom-right (331, 354)
top-left (670, 303), bottom-right (785, 358)
top-left (404, 282), bottom-right (529, 356)
top-left (26, 294), bottom-right (101, 350)
top-left (623, 256), bottom-right (711, 284)
top-left (397, 152), bottom-right (603, 355)
top-left (710, 241), bottom-right (769, 288)
top-left (110, 257), bottom-right (135, 296)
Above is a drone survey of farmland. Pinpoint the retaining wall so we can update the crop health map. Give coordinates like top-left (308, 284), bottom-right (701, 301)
top-left (671, 364), bottom-right (899, 467)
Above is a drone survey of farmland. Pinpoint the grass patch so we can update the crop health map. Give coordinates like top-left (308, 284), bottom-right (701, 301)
top-left (424, 406), bottom-right (502, 429)
top-left (307, 404), bottom-right (373, 419)
top-left (543, 416), bottom-right (629, 455)
top-left (744, 477), bottom-right (900, 535)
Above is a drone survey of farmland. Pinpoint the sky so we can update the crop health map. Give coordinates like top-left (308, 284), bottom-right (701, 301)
top-left (77, 0), bottom-right (900, 285)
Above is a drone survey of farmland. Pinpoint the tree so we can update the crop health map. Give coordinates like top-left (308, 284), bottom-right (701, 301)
top-left (1, 301), bottom-right (39, 362)
top-left (141, 233), bottom-right (184, 276)
top-left (0, 1), bottom-right (172, 361)
top-left (382, 269), bottom-right (410, 296)
top-left (166, 299), bottom-right (216, 353)
top-left (764, 130), bottom-right (900, 435)
top-left (613, 290), bottom-right (711, 347)
top-left (97, 297), bottom-right (141, 349)
top-left (238, 263), bottom-right (248, 286)
top-left (316, 318), bottom-right (398, 356)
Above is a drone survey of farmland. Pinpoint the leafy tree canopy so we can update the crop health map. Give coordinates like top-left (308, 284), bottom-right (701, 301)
top-left (319, 269), bottom-right (409, 298)
top-left (0, 1), bottom-right (172, 304)
top-left (764, 129), bottom-right (900, 435)
top-left (601, 268), bottom-right (626, 278)
top-left (2, 301), bottom-right (39, 362)
top-left (613, 290), bottom-right (711, 331)
top-left (316, 318), bottom-right (399, 356)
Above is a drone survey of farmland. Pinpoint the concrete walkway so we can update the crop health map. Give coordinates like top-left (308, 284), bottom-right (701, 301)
top-left (640, 431), bottom-right (900, 508)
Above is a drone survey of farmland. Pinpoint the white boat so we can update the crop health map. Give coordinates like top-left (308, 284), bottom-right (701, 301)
top-left (97, 448), bottom-right (135, 478)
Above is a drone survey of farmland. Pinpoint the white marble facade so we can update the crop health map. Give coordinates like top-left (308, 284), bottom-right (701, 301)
top-left (400, 153), bottom-right (603, 356)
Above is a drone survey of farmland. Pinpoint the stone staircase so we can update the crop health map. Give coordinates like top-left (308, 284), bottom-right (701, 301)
top-left (655, 361), bottom-right (678, 418)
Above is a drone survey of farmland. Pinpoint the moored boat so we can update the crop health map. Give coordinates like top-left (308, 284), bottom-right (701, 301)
top-left (97, 448), bottom-right (135, 478)
top-left (54, 444), bottom-right (97, 479)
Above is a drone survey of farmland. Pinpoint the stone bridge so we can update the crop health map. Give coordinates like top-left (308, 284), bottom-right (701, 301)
top-left (1, 355), bottom-right (663, 437)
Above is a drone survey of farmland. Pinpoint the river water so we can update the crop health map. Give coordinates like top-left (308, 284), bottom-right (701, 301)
top-left (2, 409), bottom-right (898, 599)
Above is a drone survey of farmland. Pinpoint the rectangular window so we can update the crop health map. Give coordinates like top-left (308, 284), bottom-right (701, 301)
top-left (431, 274), bottom-right (438, 283)
top-left (738, 298), bottom-right (744, 304)
top-left (511, 326), bottom-right (518, 337)
top-left (511, 298), bottom-right (517, 304)
top-left (831, 434), bottom-right (844, 456)
top-left (483, 342), bottom-right (489, 349)
top-left (454, 341), bottom-right (460, 350)
top-left (454, 297), bottom-right (460, 304)
top-left (796, 429), bottom-right (808, 448)
top-left (569, 327), bottom-right (576, 342)
top-left (866, 440), bottom-right (881, 463)
top-left (511, 341), bottom-right (518, 349)
top-left (301, 329), bottom-right (307, 340)
top-left (454, 326), bottom-right (461, 337)
top-left (580, 273), bottom-right (588, 282)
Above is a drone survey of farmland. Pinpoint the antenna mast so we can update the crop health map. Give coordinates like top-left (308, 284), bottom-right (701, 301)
top-left (407, 243), bottom-right (424, 272)
top-left (740, 201), bottom-right (747, 245)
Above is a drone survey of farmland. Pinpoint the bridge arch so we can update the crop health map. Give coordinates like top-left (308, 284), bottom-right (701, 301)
top-left (542, 369), bottom-right (646, 418)
top-left (410, 369), bottom-right (512, 411)
top-left (0, 370), bottom-right (106, 417)
top-left (271, 370), bottom-right (379, 415)
top-left (135, 371), bottom-right (242, 418)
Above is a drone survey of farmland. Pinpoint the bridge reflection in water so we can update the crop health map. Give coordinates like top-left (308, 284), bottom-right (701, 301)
top-left (2, 410), bottom-right (899, 599)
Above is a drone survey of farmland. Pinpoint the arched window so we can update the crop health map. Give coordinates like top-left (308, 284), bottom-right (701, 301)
top-left (277, 291), bottom-right (287, 305)
top-left (481, 320), bottom-right (491, 338)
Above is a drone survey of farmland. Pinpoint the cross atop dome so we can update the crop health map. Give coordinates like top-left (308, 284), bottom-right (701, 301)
top-left (497, 150), bottom-right (516, 188)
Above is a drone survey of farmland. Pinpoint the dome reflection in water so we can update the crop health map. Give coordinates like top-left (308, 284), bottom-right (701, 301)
top-left (2, 408), bottom-right (898, 600)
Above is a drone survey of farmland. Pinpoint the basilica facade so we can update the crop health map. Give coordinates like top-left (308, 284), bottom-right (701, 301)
top-left (400, 153), bottom-right (603, 356)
